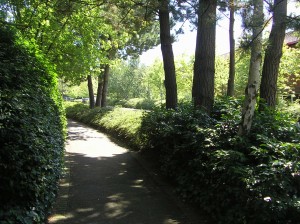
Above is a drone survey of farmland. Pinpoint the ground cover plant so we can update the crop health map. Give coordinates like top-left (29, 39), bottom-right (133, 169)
top-left (0, 27), bottom-right (65, 223)
top-left (65, 99), bottom-right (300, 224)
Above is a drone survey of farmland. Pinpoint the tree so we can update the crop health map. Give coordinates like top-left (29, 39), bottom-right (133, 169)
top-left (227, 0), bottom-right (236, 97)
top-left (93, 1), bottom-right (160, 108)
top-left (145, 59), bottom-right (165, 102)
top-left (100, 64), bottom-right (111, 107)
top-left (193, 0), bottom-right (217, 114)
top-left (87, 74), bottom-right (95, 109)
top-left (215, 55), bottom-right (230, 96)
top-left (278, 44), bottom-right (300, 99)
top-left (0, 0), bottom-right (160, 105)
top-left (234, 50), bottom-right (251, 96)
top-left (175, 54), bottom-right (194, 101)
top-left (159, 0), bottom-right (178, 109)
top-left (108, 58), bottom-right (148, 100)
top-left (238, 0), bottom-right (264, 136)
top-left (95, 67), bottom-right (104, 107)
top-left (259, 0), bottom-right (287, 109)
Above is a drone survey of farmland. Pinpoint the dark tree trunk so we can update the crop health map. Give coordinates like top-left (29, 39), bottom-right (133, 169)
top-left (193, 0), bottom-right (217, 114)
top-left (159, 0), bottom-right (178, 109)
top-left (259, 0), bottom-right (287, 109)
top-left (101, 64), bottom-right (110, 107)
top-left (95, 73), bottom-right (103, 107)
top-left (87, 75), bottom-right (95, 109)
top-left (227, 0), bottom-right (235, 97)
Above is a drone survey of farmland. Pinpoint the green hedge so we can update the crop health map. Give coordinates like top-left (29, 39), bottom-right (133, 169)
top-left (65, 100), bottom-right (300, 223)
top-left (139, 101), bottom-right (300, 224)
top-left (110, 97), bottom-right (159, 110)
top-left (0, 27), bottom-right (65, 223)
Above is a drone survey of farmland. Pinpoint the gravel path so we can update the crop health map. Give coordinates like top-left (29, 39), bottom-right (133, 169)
top-left (48, 120), bottom-right (207, 224)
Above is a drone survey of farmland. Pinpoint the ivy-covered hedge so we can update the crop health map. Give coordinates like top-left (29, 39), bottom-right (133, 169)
top-left (65, 100), bottom-right (300, 223)
top-left (0, 27), bottom-right (65, 223)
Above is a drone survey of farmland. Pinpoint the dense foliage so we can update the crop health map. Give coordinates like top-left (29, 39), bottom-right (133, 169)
top-left (140, 99), bottom-right (300, 223)
top-left (66, 99), bottom-right (300, 224)
top-left (0, 27), bottom-right (65, 223)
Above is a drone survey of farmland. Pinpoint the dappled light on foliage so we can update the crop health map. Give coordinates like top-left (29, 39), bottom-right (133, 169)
top-left (0, 27), bottom-right (65, 223)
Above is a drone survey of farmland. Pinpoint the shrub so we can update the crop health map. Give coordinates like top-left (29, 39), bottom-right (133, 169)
top-left (0, 27), bottom-right (65, 223)
top-left (112, 98), bottom-right (159, 110)
top-left (139, 103), bottom-right (216, 178)
top-left (251, 107), bottom-right (299, 143)
top-left (139, 100), bottom-right (300, 224)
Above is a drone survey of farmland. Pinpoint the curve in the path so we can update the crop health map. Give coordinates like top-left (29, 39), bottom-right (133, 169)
top-left (48, 120), bottom-right (197, 224)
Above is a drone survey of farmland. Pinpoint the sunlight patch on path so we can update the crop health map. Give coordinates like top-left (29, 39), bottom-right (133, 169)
top-left (49, 120), bottom-right (204, 224)
top-left (66, 123), bottom-right (127, 158)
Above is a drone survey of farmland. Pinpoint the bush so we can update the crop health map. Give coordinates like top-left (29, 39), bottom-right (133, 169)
top-left (112, 98), bottom-right (159, 110)
top-left (0, 27), bottom-right (65, 223)
top-left (139, 100), bottom-right (300, 224)
top-left (139, 103), bottom-right (216, 177)
top-left (251, 107), bottom-right (299, 142)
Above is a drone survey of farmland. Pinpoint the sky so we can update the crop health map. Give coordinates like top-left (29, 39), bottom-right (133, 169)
top-left (139, 14), bottom-right (242, 65)
top-left (139, 1), bottom-right (299, 66)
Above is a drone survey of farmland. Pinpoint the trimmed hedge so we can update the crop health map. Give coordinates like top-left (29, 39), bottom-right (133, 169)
top-left (0, 27), bottom-right (65, 223)
top-left (111, 98), bottom-right (158, 110)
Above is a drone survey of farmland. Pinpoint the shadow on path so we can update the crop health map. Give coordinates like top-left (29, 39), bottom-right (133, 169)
top-left (48, 120), bottom-right (203, 224)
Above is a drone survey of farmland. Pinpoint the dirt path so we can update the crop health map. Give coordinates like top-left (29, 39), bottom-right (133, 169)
top-left (48, 120), bottom-right (206, 224)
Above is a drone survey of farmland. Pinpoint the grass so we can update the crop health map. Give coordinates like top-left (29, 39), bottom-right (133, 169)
top-left (65, 103), bottom-right (144, 149)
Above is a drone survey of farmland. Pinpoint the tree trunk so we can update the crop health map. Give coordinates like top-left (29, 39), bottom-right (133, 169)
top-left (159, 0), bottom-right (178, 109)
top-left (238, 0), bottom-right (264, 136)
top-left (87, 75), bottom-right (95, 109)
top-left (227, 0), bottom-right (235, 97)
top-left (101, 64), bottom-right (110, 107)
top-left (259, 0), bottom-right (287, 109)
top-left (95, 73), bottom-right (104, 107)
top-left (193, 0), bottom-right (217, 114)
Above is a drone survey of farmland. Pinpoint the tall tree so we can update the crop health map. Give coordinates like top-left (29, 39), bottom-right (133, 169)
top-left (95, 67), bottom-right (104, 107)
top-left (259, 0), bottom-right (287, 109)
top-left (87, 74), bottom-right (95, 109)
top-left (101, 64), bottom-right (111, 107)
top-left (227, 0), bottom-right (236, 97)
top-left (238, 0), bottom-right (264, 136)
top-left (193, 0), bottom-right (217, 114)
top-left (158, 0), bottom-right (178, 109)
